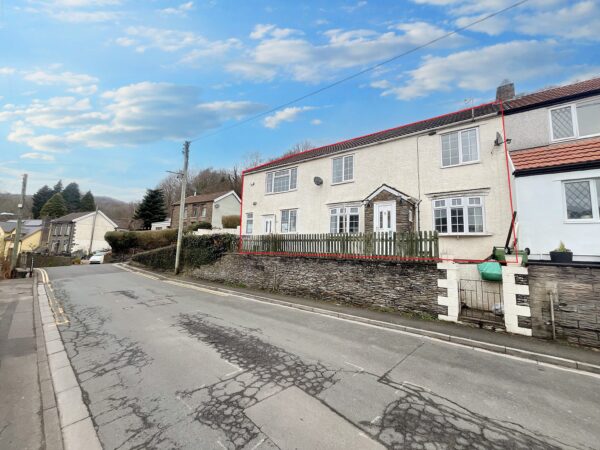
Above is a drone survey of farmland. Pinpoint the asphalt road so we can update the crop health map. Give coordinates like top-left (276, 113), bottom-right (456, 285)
top-left (46, 264), bottom-right (600, 450)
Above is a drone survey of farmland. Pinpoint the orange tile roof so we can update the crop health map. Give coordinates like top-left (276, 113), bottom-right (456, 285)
top-left (511, 137), bottom-right (600, 175)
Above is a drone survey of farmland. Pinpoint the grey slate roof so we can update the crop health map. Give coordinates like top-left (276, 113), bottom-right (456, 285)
top-left (51, 212), bottom-right (91, 223)
top-left (0, 222), bottom-right (17, 233)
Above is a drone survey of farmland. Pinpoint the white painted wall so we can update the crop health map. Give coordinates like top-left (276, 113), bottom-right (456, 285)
top-left (151, 219), bottom-right (171, 230)
top-left (515, 168), bottom-right (600, 261)
top-left (212, 192), bottom-right (241, 228)
top-left (242, 116), bottom-right (514, 259)
top-left (72, 212), bottom-right (116, 255)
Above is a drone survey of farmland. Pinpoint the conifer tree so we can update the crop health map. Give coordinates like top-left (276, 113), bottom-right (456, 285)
top-left (40, 193), bottom-right (68, 219)
top-left (31, 185), bottom-right (54, 219)
top-left (80, 190), bottom-right (96, 212)
top-left (62, 182), bottom-right (81, 213)
top-left (133, 189), bottom-right (167, 229)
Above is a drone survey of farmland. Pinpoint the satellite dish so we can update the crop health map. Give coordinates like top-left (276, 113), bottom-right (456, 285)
top-left (313, 176), bottom-right (323, 186)
top-left (494, 132), bottom-right (503, 146)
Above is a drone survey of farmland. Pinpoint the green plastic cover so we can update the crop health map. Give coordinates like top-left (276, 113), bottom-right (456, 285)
top-left (477, 261), bottom-right (503, 282)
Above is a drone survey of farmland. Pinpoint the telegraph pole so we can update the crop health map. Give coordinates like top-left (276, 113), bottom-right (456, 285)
top-left (174, 141), bottom-right (190, 274)
top-left (10, 173), bottom-right (28, 274)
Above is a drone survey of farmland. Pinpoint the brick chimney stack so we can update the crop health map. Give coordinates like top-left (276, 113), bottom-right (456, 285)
top-left (496, 80), bottom-right (515, 102)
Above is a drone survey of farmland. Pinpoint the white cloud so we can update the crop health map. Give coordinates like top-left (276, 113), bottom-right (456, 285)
top-left (371, 40), bottom-right (563, 100)
top-left (116, 26), bottom-right (241, 62)
top-left (230, 21), bottom-right (465, 82)
top-left (24, 0), bottom-right (122, 22)
top-left (0, 67), bottom-right (16, 75)
top-left (1, 82), bottom-right (263, 151)
top-left (158, 1), bottom-right (194, 16)
top-left (250, 24), bottom-right (301, 40)
top-left (263, 106), bottom-right (315, 129)
top-left (21, 152), bottom-right (55, 161)
top-left (23, 68), bottom-right (99, 95)
top-left (311, 119), bottom-right (323, 126)
top-left (342, 1), bottom-right (367, 13)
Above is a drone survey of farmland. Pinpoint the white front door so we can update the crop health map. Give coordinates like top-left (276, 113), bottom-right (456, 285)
top-left (374, 202), bottom-right (396, 233)
top-left (263, 215), bottom-right (275, 234)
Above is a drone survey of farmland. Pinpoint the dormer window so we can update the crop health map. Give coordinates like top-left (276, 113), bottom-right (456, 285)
top-left (550, 102), bottom-right (600, 142)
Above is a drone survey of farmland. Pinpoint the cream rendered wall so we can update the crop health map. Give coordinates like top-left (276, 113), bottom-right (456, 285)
top-left (242, 116), bottom-right (513, 259)
top-left (72, 213), bottom-right (116, 254)
top-left (515, 168), bottom-right (600, 261)
top-left (212, 193), bottom-right (241, 228)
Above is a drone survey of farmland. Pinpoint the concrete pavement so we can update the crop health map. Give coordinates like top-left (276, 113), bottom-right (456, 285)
top-left (45, 264), bottom-right (600, 449)
top-left (0, 276), bottom-right (62, 450)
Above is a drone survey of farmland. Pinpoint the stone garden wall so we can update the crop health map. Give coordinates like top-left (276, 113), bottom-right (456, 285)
top-left (189, 253), bottom-right (445, 318)
top-left (528, 264), bottom-right (600, 349)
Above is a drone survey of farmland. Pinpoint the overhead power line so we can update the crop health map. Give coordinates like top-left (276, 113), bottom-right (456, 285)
top-left (190, 0), bottom-right (529, 143)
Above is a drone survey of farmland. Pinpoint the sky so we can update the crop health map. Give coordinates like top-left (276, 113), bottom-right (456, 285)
top-left (0, 0), bottom-right (599, 201)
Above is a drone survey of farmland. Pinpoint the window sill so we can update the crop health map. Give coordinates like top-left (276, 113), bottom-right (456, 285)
top-left (265, 189), bottom-right (297, 196)
top-left (564, 219), bottom-right (600, 224)
top-left (331, 180), bottom-right (354, 186)
top-left (441, 160), bottom-right (481, 169)
top-left (438, 232), bottom-right (492, 237)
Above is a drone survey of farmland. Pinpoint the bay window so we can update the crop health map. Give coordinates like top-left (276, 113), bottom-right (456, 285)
top-left (330, 205), bottom-right (360, 233)
top-left (433, 196), bottom-right (484, 234)
top-left (563, 179), bottom-right (600, 221)
top-left (266, 167), bottom-right (297, 193)
top-left (332, 155), bottom-right (354, 184)
top-left (550, 102), bottom-right (600, 141)
top-left (281, 209), bottom-right (297, 233)
top-left (441, 127), bottom-right (479, 167)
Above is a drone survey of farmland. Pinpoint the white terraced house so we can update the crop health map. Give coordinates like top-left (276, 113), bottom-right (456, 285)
top-left (241, 92), bottom-right (525, 260)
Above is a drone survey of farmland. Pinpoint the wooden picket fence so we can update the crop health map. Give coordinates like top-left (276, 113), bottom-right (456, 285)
top-left (240, 231), bottom-right (439, 259)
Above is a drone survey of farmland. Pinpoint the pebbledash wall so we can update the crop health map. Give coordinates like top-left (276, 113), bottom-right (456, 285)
top-left (189, 253), bottom-right (446, 318)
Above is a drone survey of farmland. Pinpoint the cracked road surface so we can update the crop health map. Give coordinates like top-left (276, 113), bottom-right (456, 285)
top-left (47, 265), bottom-right (600, 449)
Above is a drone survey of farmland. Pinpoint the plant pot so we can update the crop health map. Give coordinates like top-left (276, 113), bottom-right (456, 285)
top-left (549, 251), bottom-right (573, 263)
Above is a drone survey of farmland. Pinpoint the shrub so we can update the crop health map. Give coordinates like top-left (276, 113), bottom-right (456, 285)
top-left (221, 215), bottom-right (241, 229)
top-left (105, 231), bottom-right (138, 254)
top-left (131, 233), bottom-right (239, 271)
top-left (186, 221), bottom-right (212, 233)
top-left (105, 229), bottom-right (178, 254)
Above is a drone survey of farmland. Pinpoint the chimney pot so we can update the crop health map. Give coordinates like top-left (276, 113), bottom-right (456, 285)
top-left (496, 80), bottom-right (515, 102)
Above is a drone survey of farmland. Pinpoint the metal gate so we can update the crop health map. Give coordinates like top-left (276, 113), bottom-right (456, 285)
top-left (459, 279), bottom-right (504, 327)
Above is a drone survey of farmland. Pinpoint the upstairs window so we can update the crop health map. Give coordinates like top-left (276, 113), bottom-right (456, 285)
top-left (433, 196), bottom-right (484, 234)
top-left (330, 206), bottom-right (360, 233)
top-left (564, 179), bottom-right (600, 221)
top-left (550, 102), bottom-right (600, 141)
top-left (266, 167), bottom-right (297, 193)
top-left (245, 213), bottom-right (254, 234)
top-left (281, 209), bottom-right (297, 233)
top-left (332, 155), bottom-right (354, 184)
top-left (441, 128), bottom-right (479, 167)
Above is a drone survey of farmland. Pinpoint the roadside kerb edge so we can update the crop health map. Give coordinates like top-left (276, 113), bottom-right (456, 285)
top-left (35, 269), bottom-right (102, 450)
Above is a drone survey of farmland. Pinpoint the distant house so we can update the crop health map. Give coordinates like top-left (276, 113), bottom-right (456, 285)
top-left (3, 225), bottom-right (42, 259)
top-left (113, 218), bottom-right (144, 232)
top-left (48, 211), bottom-right (117, 255)
top-left (171, 191), bottom-right (241, 230)
top-left (0, 222), bottom-right (18, 259)
top-left (504, 77), bottom-right (600, 261)
top-left (151, 218), bottom-right (171, 230)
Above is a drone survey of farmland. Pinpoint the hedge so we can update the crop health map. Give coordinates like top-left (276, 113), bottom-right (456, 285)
top-left (131, 234), bottom-right (239, 271)
top-left (105, 229), bottom-right (178, 254)
top-left (221, 215), bottom-right (240, 228)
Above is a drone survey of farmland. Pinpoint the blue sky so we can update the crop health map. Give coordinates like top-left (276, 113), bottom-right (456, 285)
top-left (0, 0), bottom-right (598, 200)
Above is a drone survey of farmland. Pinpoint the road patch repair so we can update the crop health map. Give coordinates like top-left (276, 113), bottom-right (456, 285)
top-left (118, 263), bottom-right (600, 378)
top-left (36, 268), bottom-right (102, 450)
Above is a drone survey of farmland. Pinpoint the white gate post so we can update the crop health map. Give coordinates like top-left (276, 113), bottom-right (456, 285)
top-left (502, 260), bottom-right (532, 336)
top-left (438, 260), bottom-right (459, 322)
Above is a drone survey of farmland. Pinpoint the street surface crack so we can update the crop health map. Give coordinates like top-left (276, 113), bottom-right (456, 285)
top-left (177, 313), bottom-right (338, 449)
